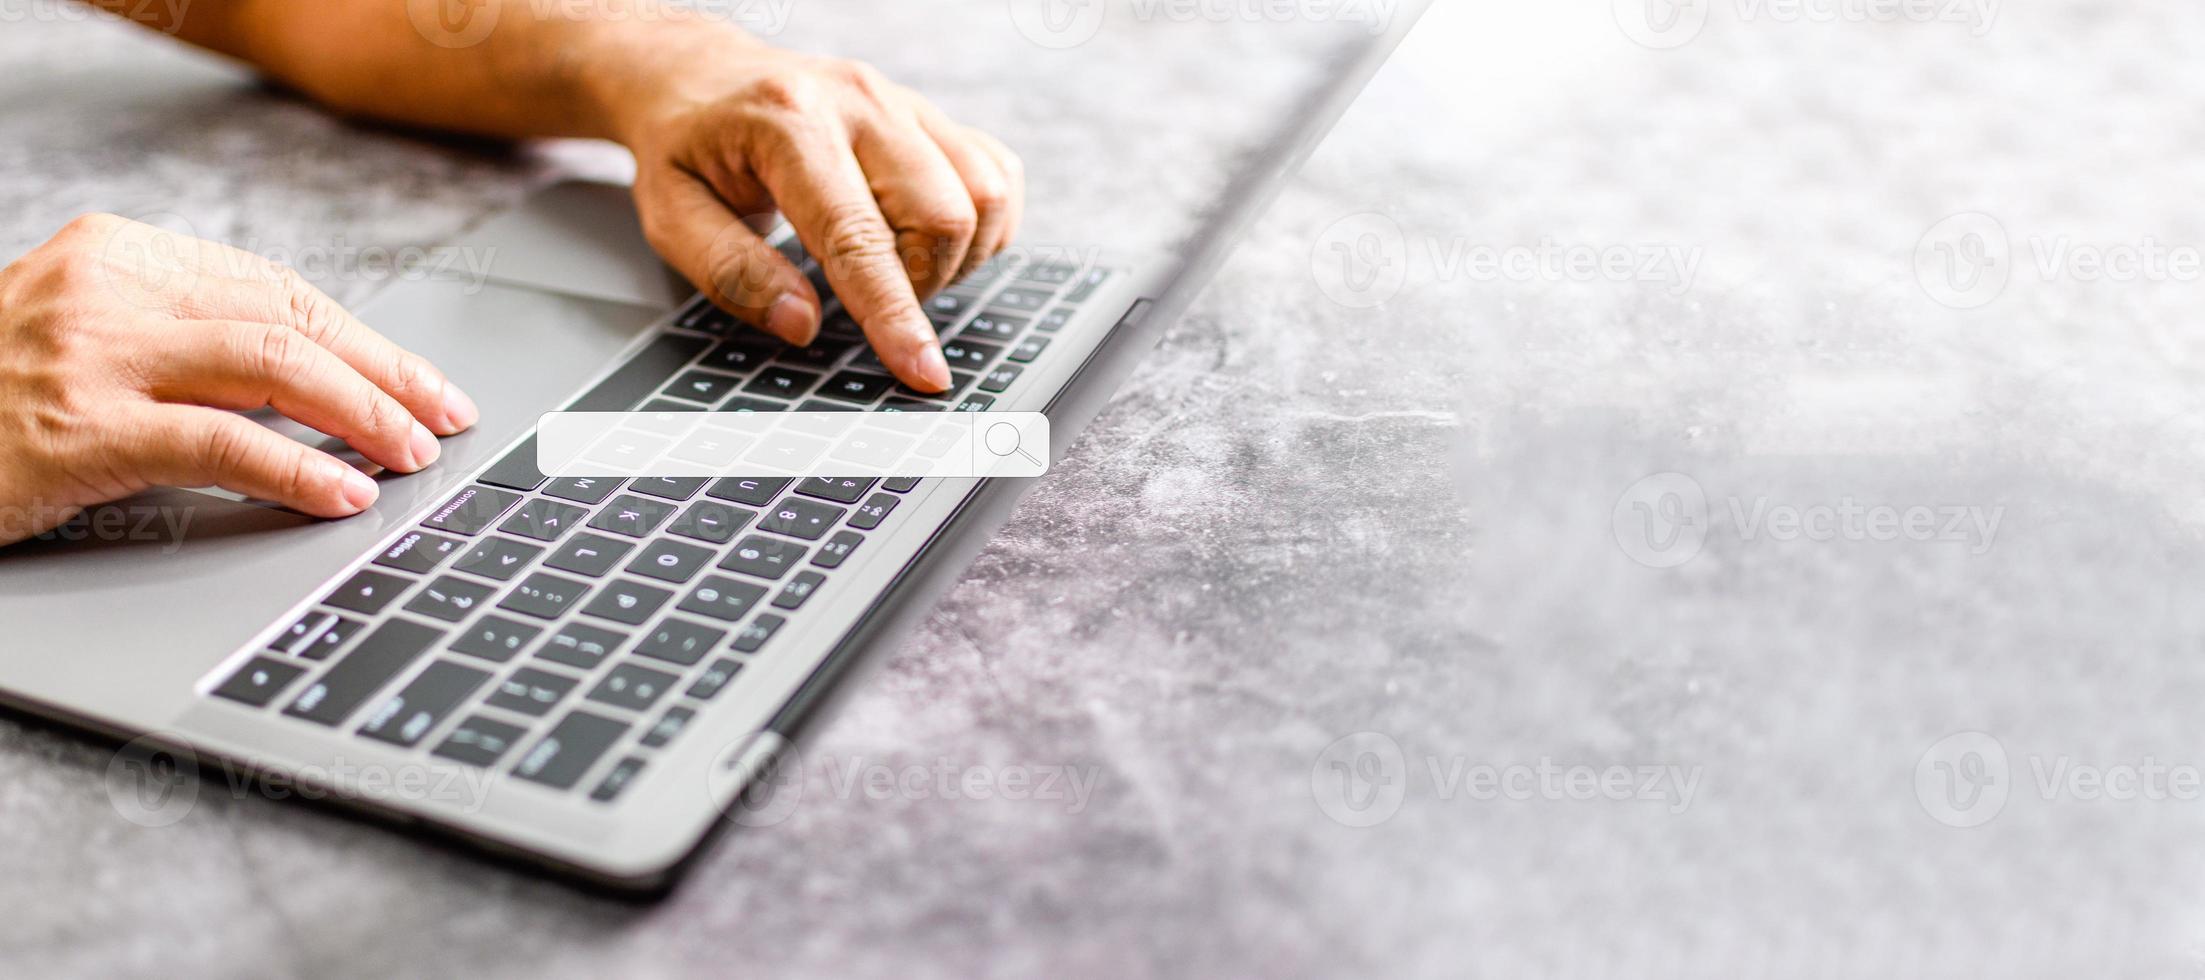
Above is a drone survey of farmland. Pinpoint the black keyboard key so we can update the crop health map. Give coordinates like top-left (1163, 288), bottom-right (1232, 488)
top-left (635, 618), bottom-right (727, 666)
top-left (625, 538), bottom-right (715, 584)
top-left (879, 398), bottom-right (943, 412)
top-left (811, 530), bottom-right (864, 569)
top-left (1036, 308), bottom-right (1074, 332)
top-left (744, 366), bottom-right (821, 399)
top-left (588, 494), bottom-right (678, 538)
top-left (796, 476), bottom-right (875, 504)
top-left (514, 711), bottom-right (628, 790)
top-left (544, 476), bottom-right (620, 505)
top-left (940, 339), bottom-right (1002, 371)
top-left (978, 363), bottom-right (1023, 393)
top-left (718, 396), bottom-right (789, 413)
top-left (486, 666), bottom-right (580, 717)
top-left (758, 497), bottom-right (845, 541)
top-left (990, 287), bottom-right (1053, 313)
top-left (325, 569), bottom-right (412, 616)
top-left (587, 663), bottom-right (679, 713)
top-left (955, 393), bottom-right (996, 413)
top-left (211, 656), bottom-right (307, 708)
top-left (663, 369), bottom-right (740, 405)
top-left (676, 575), bottom-right (770, 622)
top-left (668, 500), bottom-right (754, 544)
top-left (704, 337), bottom-right (776, 373)
top-left (924, 289), bottom-right (979, 324)
top-left (569, 333), bottom-right (712, 412)
top-left (674, 295), bottom-right (728, 332)
top-left (640, 706), bottom-right (696, 748)
top-left (732, 613), bottom-right (786, 653)
top-left (847, 493), bottom-right (899, 530)
top-left (688, 658), bottom-right (743, 699)
top-left (770, 572), bottom-right (825, 611)
top-left (961, 313), bottom-right (1026, 341)
top-left (423, 486), bottom-right (520, 535)
top-left (536, 622), bottom-right (628, 670)
top-left (776, 340), bottom-right (860, 370)
top-left (405, 575), bottom-right (496, 622)
top-left (544, 532), bottom-right (632, 577)
top-left (707, 476), bottom-right (790, 507)
top-left (818, 370), bottom-right (893, 404)
top-left (374, 530), bottom-right (463, 574)
top-left (434, 714), bottom-right (527, 768)
top-left (719, 534), bottom-right (809, 580)
top-left (883, 477), bottom-right (921, 493)
top-left (450, 614), bottom-right (544, 662)
top-left (283, 619), bottom-right (443, 725)
top-left (897, 370), bottom-right (976, 401)
top-left (272, 611), bottom-right (337, 656)
top-left (1016, 261), bottom-right (1078, 285)
top-left (591, 757), bottom-right (648, 803)
top-left (581, 579), bottom-right (674, 625)
top-left (479, 437), bottom-right (548, 491)
top-left (452, 536), bottom-right (544, 582)
top-left (499, 571), bottom-right (591, 619)
top-left (297, 616), bottom-right (364, 661)
top-left (629, 476), bottom-right (708, 501)
top-left (498, 499), bottom-right (589, 542)
top-left (1063, 267), bottom-right (1112, 304)
top-left (358, 660), bottom-right (491, 747)
top-left (1007, 336), bottom-right (1050, 363)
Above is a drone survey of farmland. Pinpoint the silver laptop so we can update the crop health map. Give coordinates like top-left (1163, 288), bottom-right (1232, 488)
top-left (0, 15), bottom-right (1421, 894)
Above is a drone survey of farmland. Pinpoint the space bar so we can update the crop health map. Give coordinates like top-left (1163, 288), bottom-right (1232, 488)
top-left (480, 332), bottom-right (712, 491)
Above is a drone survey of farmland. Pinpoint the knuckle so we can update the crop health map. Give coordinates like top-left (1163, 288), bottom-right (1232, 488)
top-left (817, 204), bottom-right (898, 265)
top-left (243, 324), bottom-right (311, 387)
top-left (967, 175), bottom-right (1011, 215)
top-left (747, 72), bottom-right (820, 114)
top-left (196, 419), bottom-right (258, 479)
top-left (912, 199), bottom-right (979, 241)
top-left (57, 212), bottom-right (125, 243)
top-left (275, 267), bottom-right (342, 340)
top-left (832, 59), bottom-right (888, 99)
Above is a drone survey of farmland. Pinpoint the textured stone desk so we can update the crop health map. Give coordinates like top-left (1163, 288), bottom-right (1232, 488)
top-left (6, 2), bottom-right (2205, 977)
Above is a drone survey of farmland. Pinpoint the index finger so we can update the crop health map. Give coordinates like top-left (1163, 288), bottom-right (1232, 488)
top-left (754, 133), bottom-right (953, 393)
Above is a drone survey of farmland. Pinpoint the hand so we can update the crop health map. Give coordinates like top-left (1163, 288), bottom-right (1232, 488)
top-left (0, 214), bottom-right (479, 545)
top-left (595, 32), bottom-right (1025, 393)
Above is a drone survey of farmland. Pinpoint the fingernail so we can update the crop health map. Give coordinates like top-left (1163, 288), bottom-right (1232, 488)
top-left (907, 343), bottom-right (953, 393)
top-left (441, 381), bottom-right (480, 431)
top-left (770, 294), bottom-right (819, 346)
top-left (409, 422), bottom-right (441, 470)
top-left (339, 467), bottom-right (379, 513)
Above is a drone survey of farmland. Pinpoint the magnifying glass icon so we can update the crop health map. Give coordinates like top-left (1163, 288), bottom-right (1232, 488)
top-left (983, 420), bottom-right (1041, 467)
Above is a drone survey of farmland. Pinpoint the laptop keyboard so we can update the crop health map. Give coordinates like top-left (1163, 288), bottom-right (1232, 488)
top-left (206, 251), bottom-right (1117, 802)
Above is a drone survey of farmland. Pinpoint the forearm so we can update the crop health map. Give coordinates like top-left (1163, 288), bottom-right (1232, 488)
top-left (85, 0), bottom-right (749, 146)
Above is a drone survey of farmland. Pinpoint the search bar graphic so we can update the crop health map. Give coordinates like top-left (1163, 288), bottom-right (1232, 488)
top-left (535, 411), bottom-right (1051, 480)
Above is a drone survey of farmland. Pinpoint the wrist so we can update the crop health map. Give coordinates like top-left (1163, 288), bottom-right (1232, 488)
top-left (559, 18), bottom-right (766, 149)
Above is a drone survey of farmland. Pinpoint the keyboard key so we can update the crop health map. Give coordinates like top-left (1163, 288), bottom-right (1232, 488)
top-left (1007, 336), bottom-right (1050, 362)
top-left (719, 534), bottom-right (808, 580)
top-left (924, 290), bottom-right (978, 324)
top-left (283, 619), bottom-right (443, 726)
top-left (544, 476), bottom-right (620, 505)
top-left (990, 287), bottom-right (1053, 313)
top-left (358, 660), bottom-right (491, 747)
top-left (676, 575), bottom-right (770, 622)
top-left (818, 370), bottom-right (893, 404)
top-left (635, 618), bottom-right (727, 666)
top-left (770, 572), bottom-right (825, 611)
top-left (811, 530), bottom-right (864, 569)
top-left (272, 611), bottom-right (337, 656)
top-left (591, 757), bottom-right (648, 803)
top-left (732, 613), bottom-right (786, 653)
top-left (625, 479), bottom-right (703, 504)
top-left (718, 396), bottom-right (789, 413)
top-left (663, 369), bottom-right (740, 405)
top-left (961, 314), bottom-right (1026, 341)
top-left (211, 656), bottom-right (307, 708)
top-left (479, 437), bottom-right (548, 492)
top-left (898, 370), bottom-right (976, 401)
top-left (744, 366), bottom-right (821, 399)
top-left (758, 497), bottom-right (846, 541)
top-left (707, 476), bottom-right (791, 507)
top-left (498, 499), bottom-right (589, 542)
top-left (625, 539), bottom-right (716, 584)
top-left (640, 706), bottom-right (696, 748)
top-left (434, 714), bottom-right (527, 768)
top-left (883, 477), bottom-right (922, 493)
top-left (587, 663), bottom-right (679, 713)
top-left (570, 334), bottom-right (712, 413)
top-left (325, 569), bottom-right (412, 616)
top-left (450, 614), bottom-right (544, 662)
top-left (543, 533), bottom-right (632, 577)
top-left (688, 658), bottom-right (743, 699)
top-left (704, 337), bottom-right (776, 373)
top-left (536, 622), bottom-right (628, 670)
top-left (978, 363), bottom-right (1024, 393)
top-left (1063, 267), bottom-right (1112, 304)
top-left (452, 536), bottom-right (544, 582)
top-left (499, 572), bottom-right (592, 619)
top-left (955, 393), bottom-right (996, 413)
top-left (298, 616), bottom-right (364, 661)
top-left (668, 500), bottom-right (754, 544)
top-left (1038, 308), bottom-right (1075, 333)
top-left (940, 339), bottom-right (1002, 371)
top-left (776, 340), bottom-right (860, 370)
top-left (374, 530), bottom-right (463, 574)
top-left (848, 492), bottom-right (899, 530)
top-left (879, 398), bottom-right (943, 412)
top-left (405, 575), bottom-right (497, 622)
top-left (588, 494), bottom-right (678, 538)
top-left (423, 486), bottom-right (521, 535)
top-left (514, 711), bottom-right (629, 790)
top-left (486, 666), bottom-right (580, 717)
top-left (796, 476), bottom-right (876, 504)
top-left (581, 579), bottom-right (674, 625)
top-left (1016, 261), bottom-right (1078, 285)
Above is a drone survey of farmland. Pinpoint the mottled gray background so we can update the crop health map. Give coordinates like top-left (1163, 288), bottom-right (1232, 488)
top-left (6, 0), bottom-right (2205, 976)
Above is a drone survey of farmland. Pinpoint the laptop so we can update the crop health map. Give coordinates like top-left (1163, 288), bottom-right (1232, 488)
top-left (0, 12), bottom-right (1424, 894)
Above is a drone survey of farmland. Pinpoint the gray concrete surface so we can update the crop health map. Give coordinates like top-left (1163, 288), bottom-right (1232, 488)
top-left (6, 0), bottom-right (2205, 976)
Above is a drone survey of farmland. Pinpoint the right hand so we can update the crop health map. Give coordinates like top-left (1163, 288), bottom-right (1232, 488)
top-left (0, 214), bottom-right (479, 546)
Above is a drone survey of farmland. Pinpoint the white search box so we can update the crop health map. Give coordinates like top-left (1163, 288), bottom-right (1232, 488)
top-left (535, 411), bottom-right (1050, 480)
